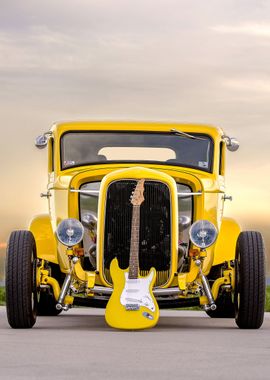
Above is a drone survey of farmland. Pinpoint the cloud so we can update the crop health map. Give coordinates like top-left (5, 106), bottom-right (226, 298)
top-left (211, 23), bottom-right (270, 38)
top-left (0, 0), bottom-right (270, 256)
top-left (221, 78), bottom-right (270, 93)
top-left (0, 29), bottom-right (84, 72)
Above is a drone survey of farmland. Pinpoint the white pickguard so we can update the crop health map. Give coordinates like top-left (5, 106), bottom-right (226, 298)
top-left (120, 271), bottom-right (156, 312)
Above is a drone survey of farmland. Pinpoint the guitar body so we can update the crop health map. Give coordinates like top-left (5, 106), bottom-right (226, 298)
top-left (105, 258), bottom-right (159, 330)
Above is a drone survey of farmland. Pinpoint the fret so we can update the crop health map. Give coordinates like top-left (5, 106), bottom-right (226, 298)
top-left (128, 179), bottom-right (145, 280)
top-left (129, 205), bottom-right (140, 279)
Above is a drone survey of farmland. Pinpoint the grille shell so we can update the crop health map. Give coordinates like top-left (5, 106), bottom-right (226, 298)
top-left (103, 179), bottom-right (171, 286)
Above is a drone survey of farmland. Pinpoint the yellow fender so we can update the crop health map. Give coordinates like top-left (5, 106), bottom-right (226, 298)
top-left (213, 217), bottom-right (241, 265)
top-left (29, 214), bottom-right (58, 264)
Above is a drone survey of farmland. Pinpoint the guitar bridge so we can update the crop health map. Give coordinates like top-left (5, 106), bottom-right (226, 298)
top-left (125, 303), bottom-right (140, 311)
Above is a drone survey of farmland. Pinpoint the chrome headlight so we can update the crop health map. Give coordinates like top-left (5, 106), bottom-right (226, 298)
top-left (56, 218), bottom-right (84, 247)
top-left (189, 220), bottom-right (217, 249)
top-left (178, 215), bottom-right (191, 232)
top-left (81, 212), bottom-right (97, 231)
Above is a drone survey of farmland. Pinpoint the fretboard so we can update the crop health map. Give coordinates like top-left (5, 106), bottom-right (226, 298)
top-left (128, 205), bottom-right (140, 279)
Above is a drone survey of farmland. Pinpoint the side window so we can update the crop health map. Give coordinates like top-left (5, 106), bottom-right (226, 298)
top-left (48, 138), bottom-right (54, 172)
top-left (219, 142), bottom-right (224, 175)
top-left (176, 183), bottom-right (192, 245)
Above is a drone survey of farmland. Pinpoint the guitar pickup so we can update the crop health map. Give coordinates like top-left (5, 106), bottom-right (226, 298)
top-left (125, 304), bottom-right (140, 311)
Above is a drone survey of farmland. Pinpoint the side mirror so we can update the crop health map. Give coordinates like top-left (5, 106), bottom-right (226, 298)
top-left (35, 132), bottom-right (51, 149)
top-left (223, 136), bottom-right (240, 152)
top-left (227, 137), bottom-right (240, 152)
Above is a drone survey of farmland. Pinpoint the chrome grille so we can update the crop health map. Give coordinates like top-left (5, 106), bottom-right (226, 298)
top-left (103, 180), bottom-right (171, 286)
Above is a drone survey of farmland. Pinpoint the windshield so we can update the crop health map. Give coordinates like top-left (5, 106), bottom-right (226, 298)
top-left (61, 132), bottom-right (213, 172)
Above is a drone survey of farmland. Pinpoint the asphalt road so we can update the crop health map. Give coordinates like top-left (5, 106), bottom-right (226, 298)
top-left (0, 307), bottom-right (270, 380)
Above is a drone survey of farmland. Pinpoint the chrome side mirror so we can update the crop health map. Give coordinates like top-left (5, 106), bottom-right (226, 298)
top-left (223, 136), bottom-right (240, 152)
top-left (35, 132), bottom-right (52, 149)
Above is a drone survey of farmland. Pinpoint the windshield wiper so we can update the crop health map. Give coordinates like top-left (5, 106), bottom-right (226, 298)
top-left (170, 128), bottom-right (206, 141)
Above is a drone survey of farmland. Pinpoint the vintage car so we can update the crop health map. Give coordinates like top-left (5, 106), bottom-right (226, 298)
top-left (5, 121), bottom-right (265, 329)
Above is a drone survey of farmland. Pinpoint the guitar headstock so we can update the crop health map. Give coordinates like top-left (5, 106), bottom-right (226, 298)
top-left (131, 179), bottom-right (145, 206)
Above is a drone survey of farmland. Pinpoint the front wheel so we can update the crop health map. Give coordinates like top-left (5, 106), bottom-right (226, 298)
top-left (234, 231), bottom-right (265, 329)
top-left (5, 231), bottom-right (38, 328)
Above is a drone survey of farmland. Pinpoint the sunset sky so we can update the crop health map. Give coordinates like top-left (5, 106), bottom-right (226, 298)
top-left (0, 1), bottom-right (270, 278)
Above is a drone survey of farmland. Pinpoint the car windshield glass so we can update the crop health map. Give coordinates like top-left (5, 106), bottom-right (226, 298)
top-left (61, 132), bottom-right (213, 172)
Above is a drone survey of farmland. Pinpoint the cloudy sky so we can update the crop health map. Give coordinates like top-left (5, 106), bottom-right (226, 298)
top-left (0, 0), bottom-right (270, 277)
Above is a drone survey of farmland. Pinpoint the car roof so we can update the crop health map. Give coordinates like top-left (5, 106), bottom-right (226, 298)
top-left (51, 121), bottom-right (224, 140)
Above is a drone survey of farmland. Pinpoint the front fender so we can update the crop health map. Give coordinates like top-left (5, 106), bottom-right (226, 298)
top-left (213, 217), bottom-right (241, 265)
top-left (29, 214), bottom-right (58, 264)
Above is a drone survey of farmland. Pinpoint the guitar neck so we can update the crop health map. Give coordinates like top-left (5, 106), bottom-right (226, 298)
top-left (128, 205), bottom-right (140, 279)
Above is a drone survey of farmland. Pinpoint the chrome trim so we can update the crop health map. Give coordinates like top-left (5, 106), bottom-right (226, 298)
top-left (154, 287), bottom-right (183, 296)
top-left (70, 189), bottom-right (99, 196)
top-left (90, 286), bottom-right (183, 296)
top-left (177, 191), bottom-right (202, 197)
top-left (70, 188), bottom-right (202, 197)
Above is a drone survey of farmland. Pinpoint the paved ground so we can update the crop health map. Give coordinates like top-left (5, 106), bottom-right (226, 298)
top-left (0, 307), bottom-right (270, 380)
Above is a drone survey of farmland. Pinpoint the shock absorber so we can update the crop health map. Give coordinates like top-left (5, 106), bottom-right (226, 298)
top-left (200, 270), bottom-right (216, 311)
top-left (56, 257), bottom-right (79, 311)
top-left (56, 273), bottom-right (72, 311)
top-left (195, 259), bottom-right (216, 311)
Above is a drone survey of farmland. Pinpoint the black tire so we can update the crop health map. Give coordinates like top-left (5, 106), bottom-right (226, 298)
top-left (5, 231), bottom-right (37, 328)
top-left (37, 291), bottom-right (61, 316)
top-left (234, 231), bottom-right (265, 329)
top-left (206, 291), bottom-right (235, 318)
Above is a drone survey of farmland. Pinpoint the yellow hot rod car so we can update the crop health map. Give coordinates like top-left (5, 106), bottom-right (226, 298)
top-left (5, 121), bottom-right (265, 329)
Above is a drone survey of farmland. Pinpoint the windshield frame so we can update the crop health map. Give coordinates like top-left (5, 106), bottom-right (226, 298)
top-left (60, 130), bottom-right (214, 173)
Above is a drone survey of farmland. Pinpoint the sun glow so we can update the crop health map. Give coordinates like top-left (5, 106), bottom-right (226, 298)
top-left (211, 23), bottom-right (270, 38)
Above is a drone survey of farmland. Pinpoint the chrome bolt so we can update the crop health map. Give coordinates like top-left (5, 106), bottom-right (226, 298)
top-left (72, 256), bottom-right (79, 264)
top-left (195, 259), bottom-right (201, 267)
